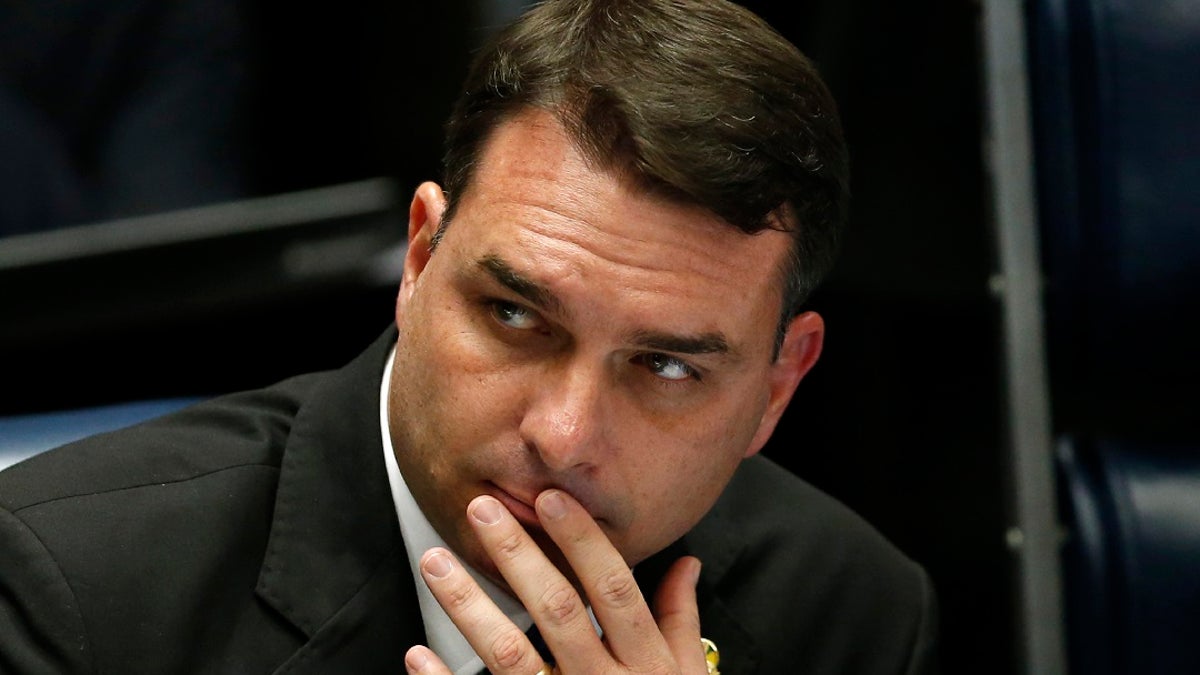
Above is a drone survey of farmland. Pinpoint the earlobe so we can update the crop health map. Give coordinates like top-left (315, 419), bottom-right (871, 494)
top-left (744, 311), bottom-right (825, 457)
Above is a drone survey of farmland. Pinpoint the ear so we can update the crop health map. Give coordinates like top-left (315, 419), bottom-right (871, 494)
top-left (744, 311), bottom-right (825, 457)
top-left (396, 181), bottom-right (447, 315)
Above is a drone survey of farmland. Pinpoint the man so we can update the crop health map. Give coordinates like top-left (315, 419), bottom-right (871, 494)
top-left (0, 1), bottom-right (938, 673)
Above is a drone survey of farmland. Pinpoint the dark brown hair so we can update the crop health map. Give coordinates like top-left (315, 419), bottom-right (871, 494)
top-left (439, 0), bottom-right (848, 353)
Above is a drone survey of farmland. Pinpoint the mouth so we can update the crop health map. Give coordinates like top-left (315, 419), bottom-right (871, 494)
top-left (487, 482), bottom-right (545, 531)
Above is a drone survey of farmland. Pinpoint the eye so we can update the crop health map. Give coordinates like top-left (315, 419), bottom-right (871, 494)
top-left (640, 353), bottom-right (698, 382)
top-left (490, 300), bottom-right (539, 330)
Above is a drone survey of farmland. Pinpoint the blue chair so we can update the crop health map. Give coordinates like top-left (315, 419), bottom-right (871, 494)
top-left (1057, 438), bottom-right (1200, 675)
top-left (0, 398), bottom-right (200, 471)
top-left (1028, 0), bottom-right (1200, 672)
top-left (1029, 0), bottom-right (1200, 431)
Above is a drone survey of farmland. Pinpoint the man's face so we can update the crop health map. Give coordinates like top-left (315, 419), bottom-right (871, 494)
top-left (388, 109), bottom-right (822, 585)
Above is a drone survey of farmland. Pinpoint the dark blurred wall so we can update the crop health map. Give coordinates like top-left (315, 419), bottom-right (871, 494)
top-left (244, 0), bottom-right (476, 198)
top-left (0, 0), bottom-right (252, 234)
top-left (740, 2), bottom-right (1013, 674)
top-left (2, 0), bottom-right (480, 414)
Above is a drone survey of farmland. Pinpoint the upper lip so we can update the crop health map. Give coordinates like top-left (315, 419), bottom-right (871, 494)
top-left (492, 480), bottom-right (607, 527)
top-left (497, 483), bottom-right (543, 508)
top-left (489, 482), bottom-right (546, 524)
top-left (492, 478), bottom-right (544, 504)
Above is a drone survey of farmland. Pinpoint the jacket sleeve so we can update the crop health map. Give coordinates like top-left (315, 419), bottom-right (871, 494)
top-left (0, 506), bottom-right (94, 674)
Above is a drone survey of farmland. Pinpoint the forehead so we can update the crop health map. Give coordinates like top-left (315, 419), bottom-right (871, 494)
top-left (445, 109), bottom-right (790, 341)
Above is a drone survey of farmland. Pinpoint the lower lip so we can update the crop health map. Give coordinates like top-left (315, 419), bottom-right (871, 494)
top-left (490, 484), bottom-right (542, 529)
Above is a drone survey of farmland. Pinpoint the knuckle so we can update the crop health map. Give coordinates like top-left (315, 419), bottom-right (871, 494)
top-left (488, 628), bottom-right (528, 670)
top-left (492, 529), bottom-right (528, 561)
top-left (539, 583), bottom-right (584, 626)
top-left (441, 578), bottom-right (478, 611)
top-left (596, 567), bottom-right (642, 609)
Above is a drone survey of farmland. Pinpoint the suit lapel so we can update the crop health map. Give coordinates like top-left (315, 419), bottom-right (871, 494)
top-left (691, 497), bottom-right (761, 675)
top-left (253, 328), bottom-right (427, 672)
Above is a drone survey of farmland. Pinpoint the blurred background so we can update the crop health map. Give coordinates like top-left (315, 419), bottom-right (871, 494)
top-left (2, 1), bottom-right (1197, 674)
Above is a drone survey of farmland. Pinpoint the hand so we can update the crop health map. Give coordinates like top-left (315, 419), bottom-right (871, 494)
top-left (403, 489), bottom-right (708, 675)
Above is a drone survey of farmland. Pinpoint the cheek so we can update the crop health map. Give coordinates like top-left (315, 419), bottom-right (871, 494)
top-left (612, 370), bottom-right (774, 553)
top-left (610, 414), bottom-right (753, 563)
top-left (399, 300), bottom-right (528, 441)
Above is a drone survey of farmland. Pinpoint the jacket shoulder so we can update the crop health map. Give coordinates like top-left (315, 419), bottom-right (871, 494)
top-left (0, 372), bottom-right (329, 674)
top-left (0, 372), bottom-right (322, 511)
top-left (696, 456), bottom-right (939, 674)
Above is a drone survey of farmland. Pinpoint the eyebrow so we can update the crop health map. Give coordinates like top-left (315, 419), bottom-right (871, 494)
top-left (478, 254), bottom-right (564, 316)
top-left (476, 254), bottom-right (732, 357)
top-left (630, 330), bottom-right (730, 356)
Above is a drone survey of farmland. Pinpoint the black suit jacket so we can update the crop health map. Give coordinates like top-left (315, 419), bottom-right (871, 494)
top-left (0, 329), bottom-right (937, 674)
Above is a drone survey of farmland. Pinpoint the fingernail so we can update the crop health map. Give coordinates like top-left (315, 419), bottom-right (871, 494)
top-left (472, 496), bottom-right (503, 525)
top-left (692, 558), bottom-right (703, 586)
top-left (424, 551), bottom-right (453, 579)
top-left (539, 490), bottom-right (568, 520)
top-left (405, 647), bottom-right (429, 673)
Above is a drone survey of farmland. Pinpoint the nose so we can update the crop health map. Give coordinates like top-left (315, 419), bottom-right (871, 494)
top-left (519, 359), bottom-right (608, 471)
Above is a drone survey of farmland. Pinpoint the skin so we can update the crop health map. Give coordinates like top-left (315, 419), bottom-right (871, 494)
top-left (389, 108), bottom-right (824, 673)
